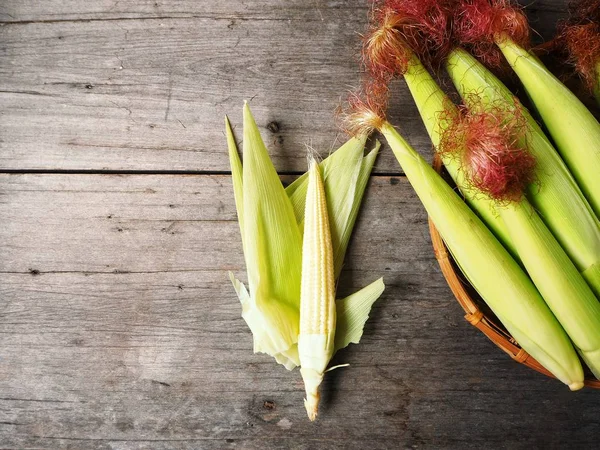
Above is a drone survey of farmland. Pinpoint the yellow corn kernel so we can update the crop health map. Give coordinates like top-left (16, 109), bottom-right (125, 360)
top-left (298, 158), bottom-right (336, 421)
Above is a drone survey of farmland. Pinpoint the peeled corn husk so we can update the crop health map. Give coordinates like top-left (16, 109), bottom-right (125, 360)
top-left (227, 105), bottom-right (302, 369)
top-left (226, 103), bottom-right (384, 383)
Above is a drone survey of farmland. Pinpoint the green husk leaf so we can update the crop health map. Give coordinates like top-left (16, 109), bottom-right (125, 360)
top-left (578, 348), bottom-right (600, 379)
top-left (229, 272), bottom-right (251, 309)
top-left (229, 272), bottom-right (300, 370)
top-left (334, 277), bottom-right (385, 352)
top-left (583, 262), bottom-right (600, 299)
top-left (225, 116), bottom-right (245, 251)
top-left (233, 103), bottom-right (303, 369)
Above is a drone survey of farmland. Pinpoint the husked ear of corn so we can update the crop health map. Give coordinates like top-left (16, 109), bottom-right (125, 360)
top-left (446, 47), bottom-right (600, 298)
top-left (226, 103), bottom-right (385, 388)
top-left (298, 158), bottom-right (337, 421)
top-left (497, 38), bottom-right (600, 218)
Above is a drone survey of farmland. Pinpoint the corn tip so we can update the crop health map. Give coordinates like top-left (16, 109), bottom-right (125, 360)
top-left (569, 381), bottom-right (585, 391)
top-left (304, 395), bottom-right (319, 421)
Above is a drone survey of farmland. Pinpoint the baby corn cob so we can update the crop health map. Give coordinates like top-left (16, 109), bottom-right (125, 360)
top-left (298, 158), bottom-right (336, 421)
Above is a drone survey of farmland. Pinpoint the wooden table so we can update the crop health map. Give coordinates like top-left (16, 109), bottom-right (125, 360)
top-left (1, 1), bottom-right (598, 448)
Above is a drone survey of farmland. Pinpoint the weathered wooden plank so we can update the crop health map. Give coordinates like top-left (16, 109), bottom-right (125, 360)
top-left (0, 1), bottom-right (569, 172)
top-left (0, 9), bottom-right (425, 173)
top-left (1, 174), bottom-right (599, 449)
top-left (0, 1), bottom-right (368, 22)
top-left (0, 174), bottom-right (437, 275)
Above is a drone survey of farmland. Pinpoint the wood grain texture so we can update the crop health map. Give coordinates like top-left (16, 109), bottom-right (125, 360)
top-left (1, 174), bottom-right (599, 449)
top-left (0, 1), bottom-right (568, 172)
top-left (2, 0), bottom-right (596, 448)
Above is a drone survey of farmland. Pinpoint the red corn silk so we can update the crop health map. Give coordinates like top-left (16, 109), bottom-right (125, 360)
top-left (361, 0), bottom-right (456, 115)
top-left (561, 23), bottom-right (600, 91)
top-left (568, 0), bottom-right (600, 23)
top-left (454, 0), bottom-right (530, 69)
top-left (381, 0), bottom-right (456, 61)
top-left (362, 9), bottom-right (413, 81)
top-left (366, 0), bottom-right (456, 69)
top-left (556, 0), bottom-right (600, 91)
top-left (439, 98), bottom-right (536, 203)
top-left (338, 78), bottom-right (389, 136)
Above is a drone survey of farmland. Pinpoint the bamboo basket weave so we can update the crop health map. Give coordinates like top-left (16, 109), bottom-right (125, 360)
top-left (429, 155), bottom-right (600, 388)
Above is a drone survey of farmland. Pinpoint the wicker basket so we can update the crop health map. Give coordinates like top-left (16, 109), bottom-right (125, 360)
top-left (429, 155), bottom-right (600, 388)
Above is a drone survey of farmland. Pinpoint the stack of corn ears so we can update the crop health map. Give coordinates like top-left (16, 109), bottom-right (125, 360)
top-left (352, 1), bottom-right (600, 389)
top-left (343, 108), bottom-right (585, 390)
top-left (226, 103), bottom-right (385, 419)
top-left (496, 39), bottom-right (600, 219)
top-left (445, 49), bottom-right (600, 297)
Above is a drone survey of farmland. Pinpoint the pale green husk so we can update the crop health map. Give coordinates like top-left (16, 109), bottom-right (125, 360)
top-left (228, 104), bottom-right (302, 369)
top-left (446, 47), bottom-right (600, 298)
top-left (226, 103), bottom-right (384, 370)
top-left (497, 38), bottom-right (600, 218)
top-left (380, 121), bottom-right (584, 390)
top-left (335, 278), bottom-right (385, 351)
top-left (401, 52), bottom-right (517, 259)
top-left (499, 200), bottom-right (600, 379)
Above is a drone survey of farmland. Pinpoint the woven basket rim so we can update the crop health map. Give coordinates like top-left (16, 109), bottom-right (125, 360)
top-left (429, 155), bottom-right (600, 389)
